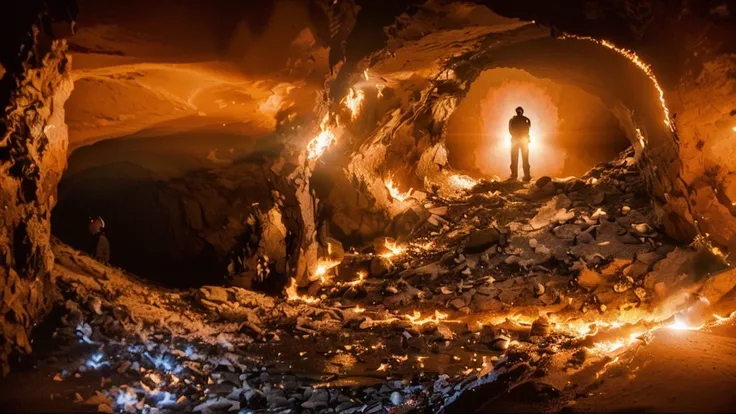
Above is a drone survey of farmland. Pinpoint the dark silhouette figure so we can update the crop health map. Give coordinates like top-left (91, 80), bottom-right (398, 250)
top-left (509, 106), bottom-right (532, 182)
top-left (88, 216), bottom-right (110, 264)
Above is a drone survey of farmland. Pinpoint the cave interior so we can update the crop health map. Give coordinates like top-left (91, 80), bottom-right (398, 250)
top-left (1, 0), bottom-right (736, 413)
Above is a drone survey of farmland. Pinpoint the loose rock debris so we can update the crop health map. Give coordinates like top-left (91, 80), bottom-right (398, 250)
top-left (36, 148), bottom-right (736, 413)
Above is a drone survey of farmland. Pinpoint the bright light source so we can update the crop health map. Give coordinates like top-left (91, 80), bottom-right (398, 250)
top-left (478, 81), bottom-right (565, 178)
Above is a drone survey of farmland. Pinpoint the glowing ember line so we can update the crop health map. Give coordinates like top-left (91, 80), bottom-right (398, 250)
top-left (589, 332), bottom-right (645, 355)
top-left (284, 278), bottom-right (320, 304)
top-left (712, 312), bottom-right (736, 325)
top-left (346, 271), bottom-right (366, 287)
top-left (635, 128), bottom-right (647, 148)
top-left (596, 356), bottom-right (621, 378)
top-left (560, 34), bottom-right (672, 130)
top-left (404, 310), bottom-right (456, 326)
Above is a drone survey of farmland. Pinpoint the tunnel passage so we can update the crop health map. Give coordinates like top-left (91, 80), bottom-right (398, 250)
top-left (51, 130), bottom-right (282, 288)
top-left (349, 24), bottom-right (677, 224)
top-left (445, 68), bottom-right (631, 179)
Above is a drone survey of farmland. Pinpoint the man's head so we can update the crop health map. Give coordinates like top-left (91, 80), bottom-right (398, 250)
top-left (88, 216), bottom-right (105, 235)
top-left (515, 106), bottom-right (524, 116)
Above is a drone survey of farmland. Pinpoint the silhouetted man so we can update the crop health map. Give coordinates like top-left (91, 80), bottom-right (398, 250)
top-left (509, 106), bottom-right (532, 182)
top-left (88, 216), bottom-right (110, 264)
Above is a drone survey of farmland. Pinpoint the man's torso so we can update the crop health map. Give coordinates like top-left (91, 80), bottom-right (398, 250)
top-left (509, 115), bottom-right (531, 139)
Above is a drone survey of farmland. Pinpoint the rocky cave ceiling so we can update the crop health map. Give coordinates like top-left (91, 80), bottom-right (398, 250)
top-left (64, 0), bottom-right (331, 149)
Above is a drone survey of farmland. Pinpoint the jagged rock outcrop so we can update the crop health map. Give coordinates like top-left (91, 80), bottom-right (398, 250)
top-left (0, 1), bottom-right (76, 374)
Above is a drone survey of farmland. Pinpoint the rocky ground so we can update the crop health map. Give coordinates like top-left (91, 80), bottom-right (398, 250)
top-left (1, 147), bottom-right (735, 413)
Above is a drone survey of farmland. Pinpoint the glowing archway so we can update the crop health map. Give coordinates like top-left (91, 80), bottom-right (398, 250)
top-left (477, 80), bottom-right (564, 178)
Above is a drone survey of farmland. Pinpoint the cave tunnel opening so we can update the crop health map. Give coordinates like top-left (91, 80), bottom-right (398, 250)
top-left (51, 128), bottom-right (282, 288)
top-left (445, 68), bottom-right (632, 179)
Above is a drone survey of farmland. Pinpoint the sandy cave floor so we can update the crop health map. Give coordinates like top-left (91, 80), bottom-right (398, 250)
top-left (1, 148), bottom-right (736, 413)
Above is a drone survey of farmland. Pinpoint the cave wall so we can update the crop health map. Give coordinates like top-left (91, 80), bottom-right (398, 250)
top-left (0, 1), bottom-right (75, 374)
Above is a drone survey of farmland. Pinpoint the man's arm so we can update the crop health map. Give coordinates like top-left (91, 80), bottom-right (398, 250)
top-left (508, 119), bottom-right (514, 136)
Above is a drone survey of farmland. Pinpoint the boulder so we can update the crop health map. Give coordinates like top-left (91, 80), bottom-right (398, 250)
top-left (535, 176), bottom-right (553, 188)
top-left (465, 228), bottom-right (501, 254)
top-left (553, 224), bottom-right (580, 241)
top-left (530, 316), bottom-right (551, 337)
top-left (530, 195), bottom-right (574, 229)
top-left (473, 297), bottom-right (504, 312)
top-left (198, 286), bottom-right (231, 304)
top-left (448, 297), bottom-right (467, 310)
top-left (699, 267), bottom-right (736, 304)
top-left (318, 237), bottom-right (345, 264)
top-left (390, 206), bottom-right (429, 239)
top-left (643, 248), bottom-right (698, 291)
top-left (577, 268), bottom-right (604, 291)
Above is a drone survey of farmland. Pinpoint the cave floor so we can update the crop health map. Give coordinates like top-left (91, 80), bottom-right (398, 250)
top-left (2, 149), bottom-right (736, 413)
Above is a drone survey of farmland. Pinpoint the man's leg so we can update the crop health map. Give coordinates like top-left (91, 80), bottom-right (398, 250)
top-left (521, 139), bottom-right (531, 182)
top-left (510, 140), bottom-right (519, 179)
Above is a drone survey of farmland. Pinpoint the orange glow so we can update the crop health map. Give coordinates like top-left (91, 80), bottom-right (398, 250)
top-left (385, 175), bottom-right (413, 202)
top-left (560, 35), bottom-right (672, 130)
top-left (284, 278), bottom-right (320, 304)
top-left (635, 128), bottom-right (647, 148)
top-left (342, 87), bottom-right (365, 121)
top-left (589, 332), bottom-right (646, 355)
top-left (381, 240), bottom-right (405, 258)
top-left (404, 310), bottom-right (454, 326)
top-left (478, 81), bottom-right (565, 178)
top-left (307, 114), bottom-right (337, 161)
top-left (376, 84), bottom-right (385, 99)
top-left (315, 258), bottom-right (340, 284)
top-left (411, 241), bottom-right (434, 250)
top-left (448, 174), bottom-right (478, 190)
top-left (345, 271), bottom-right (366, 287)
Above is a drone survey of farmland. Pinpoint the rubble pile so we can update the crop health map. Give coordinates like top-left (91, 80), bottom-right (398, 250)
top-left (28, 148), bottom-right (734, 413)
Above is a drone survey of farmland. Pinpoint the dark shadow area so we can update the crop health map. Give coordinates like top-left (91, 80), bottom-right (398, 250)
top-left (53, 132), bottom-right (278, 288)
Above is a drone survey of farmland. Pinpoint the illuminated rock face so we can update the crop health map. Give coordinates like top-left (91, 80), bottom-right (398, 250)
top-left (0, 2), bottom-right (75, 373)
top-left (331, 0), bottom-right (736, 253)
